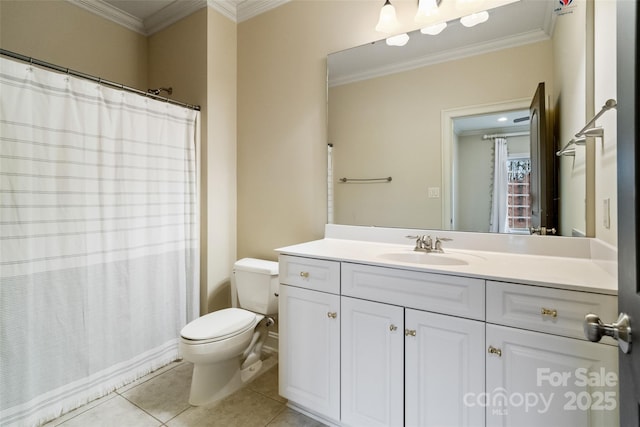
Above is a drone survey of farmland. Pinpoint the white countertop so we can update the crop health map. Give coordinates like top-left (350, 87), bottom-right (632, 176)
top-left (276, 238), bottom-right (618, 295)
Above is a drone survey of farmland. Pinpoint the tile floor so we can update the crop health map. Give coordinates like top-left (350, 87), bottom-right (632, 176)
top-left (43, 357), bottom-right (326, 427)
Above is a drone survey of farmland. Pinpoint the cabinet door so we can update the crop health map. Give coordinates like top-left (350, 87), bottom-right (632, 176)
top-left (279, 285), bottom-right (340, 421)
top-left (405, 309), bottom-right (485, 427)
top-left (486, 324), bottom-right (619, 427)
top-left (341, 297), bottom-right (404, 427)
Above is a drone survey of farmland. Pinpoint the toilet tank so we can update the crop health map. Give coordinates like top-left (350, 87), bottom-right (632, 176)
top-left (233, 258), bottom-right (279, 315)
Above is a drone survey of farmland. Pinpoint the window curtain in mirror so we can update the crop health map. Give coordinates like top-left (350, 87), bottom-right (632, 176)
top-left (489, 138), bottom-right (508, 233)
top-left (0, 56), bottom-right (199, 427)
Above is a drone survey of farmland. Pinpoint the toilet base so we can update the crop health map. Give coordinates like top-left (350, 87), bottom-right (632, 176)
top-left (188, 357), bottom-right (264, 406)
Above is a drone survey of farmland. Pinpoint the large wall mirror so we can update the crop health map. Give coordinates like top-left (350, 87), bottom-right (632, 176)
top-left (328, 0), bottom-right (595, 236)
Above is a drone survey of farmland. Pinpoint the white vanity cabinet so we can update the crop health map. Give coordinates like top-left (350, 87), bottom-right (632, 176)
top-left (405, 308), bottom-right (485, 427)
top-left (485, 281), bottom-right (619, 427)
top-left (278, 255), bottom-right (341, 422)
top-left (278, 250), bottom-right (619, 427)
top-left (340, 297), bottom-right (404, 427)
top-left (340, 262), bottom-right (486, 427)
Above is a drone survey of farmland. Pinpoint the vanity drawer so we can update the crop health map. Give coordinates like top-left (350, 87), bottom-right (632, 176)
top-left (341, 262), bottom-right (485, 320)
top-left (486, 281), bottom-right (618, 344)
top-left (279, 255), bottom-right (340, 294)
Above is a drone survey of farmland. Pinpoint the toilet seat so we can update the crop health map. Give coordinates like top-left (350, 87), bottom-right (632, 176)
top-left (181, 308), bottom-right (258, 343)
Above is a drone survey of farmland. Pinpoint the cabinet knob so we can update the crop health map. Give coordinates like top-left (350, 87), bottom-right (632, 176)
top-left (389, 324), bottom-right (398, 332)
top-left (488, 346), bottom-right (502, 357)
top-left (405, 329), bottom-right (416, 337)
top-left (299, 271), bottom-right (310, 278)
top-left (541, 307), bottom-right (558, 318)
top-left (327, 312), bottom-right (337, 319)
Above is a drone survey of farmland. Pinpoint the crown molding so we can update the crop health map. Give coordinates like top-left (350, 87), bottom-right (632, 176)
top-left (329, 29), bottom-right (551, 88)
top-left (145, 0), bottom-right (207, 34)
top-left (70, 0), bottom-right (146, 34)
top-left (236, 0), bottom-right (290, 22)
top-left (69, 0), bottom-right (289, 35)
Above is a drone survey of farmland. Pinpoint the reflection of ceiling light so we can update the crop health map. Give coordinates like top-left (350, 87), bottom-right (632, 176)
top-left (497, 117), bottom-right (508, 122)
top-left (420, 22), bottom-right (447, 35)
top-left (460, 10), bottom-right (489, 27)
top-left (415, 0), bottom-right (440, 23)
top-left (455, 0), bottom-right (485, 12)
top-left (376, 0), bottom-right (400, 33)
top-left (386, 33), bottom-right (410, 46)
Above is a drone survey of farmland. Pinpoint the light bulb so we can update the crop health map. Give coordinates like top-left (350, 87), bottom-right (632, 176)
top-left (460, 10), bottom-right (489, 27)
top-left (415, 0), bottom-right (440, 23)
top-left (420, 22), bottom-right (447, 35)
top-left (376, 0), bottom-right (400, 33)
top-left (386, 33), bottom-right (410, 46)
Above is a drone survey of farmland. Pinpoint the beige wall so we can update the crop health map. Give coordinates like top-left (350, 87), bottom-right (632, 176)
top-left (146, 7), bottom-right (238, 314)
top-left (554, 0), bottom-right (588, 236)
top-left (329, 41), bottom-right (553, 229)
top-left (237, 0), bottom-right (388, 260)
top-left (0, 0), bottom-right (148, 89)
top-left (593, 0), bottom-right (617, 247)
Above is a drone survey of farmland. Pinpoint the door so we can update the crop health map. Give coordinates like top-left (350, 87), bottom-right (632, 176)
top-left (487, 324), bottom-right (618, 427)
top-left (405, 309), bottom-right (485, 427)
top-left (529, 81), bottom-right (557, 233)
top-left (341, 296), bottom-right (404, 427)
top-left (616, 0), bottom-right (639, 423)
top-left (278, 285), bottom-right (341, 420)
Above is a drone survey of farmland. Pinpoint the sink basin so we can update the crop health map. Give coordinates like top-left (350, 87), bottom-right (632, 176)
top-left (378, 251), bottom-right (469, 266)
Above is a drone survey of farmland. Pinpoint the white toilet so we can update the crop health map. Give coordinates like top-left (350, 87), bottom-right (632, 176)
top-left (179, 258), bottom-right (279, 406)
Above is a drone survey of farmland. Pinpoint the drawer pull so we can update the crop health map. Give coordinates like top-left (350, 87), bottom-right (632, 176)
top-left (299, 271), bottom-right (310, 278)
top-left (327, 312), bottom-right (338, 319)
top-left (405, 329), bottom-right (416, 337)
top-left (389, 324), bottom-right (398, 332)
top-left (541, 307), bottom-right (558, 318)
top-left (488, 346), bottom-right (502, 357)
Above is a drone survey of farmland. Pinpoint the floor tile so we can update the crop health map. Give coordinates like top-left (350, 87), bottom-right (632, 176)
top-left (265, 408), bottom-right (328, 427)
top-left (117, 360), bottom-right (186, 394)
top-left (248, 363), bottom-right (286, 403)
top-left (166, 387), bottom-right (285, 427)
top-left (120, 362), bottom-right (193, 422)
top-left (55, 395), bottom-right (162, 427)
top-left (42, 394), bottom-right (118, 427)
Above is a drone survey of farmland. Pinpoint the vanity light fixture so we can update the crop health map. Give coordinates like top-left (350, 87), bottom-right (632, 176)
top-left (386, 33), bottom-right (410, 46)
top-left (415, 0), bottom-right (441, 23)
top-left (460, 10), bottom-right (489, 27)
top-left (420, 22), bottom-right (447, 35)
top-left (376, 0), bottom-right (400, 33)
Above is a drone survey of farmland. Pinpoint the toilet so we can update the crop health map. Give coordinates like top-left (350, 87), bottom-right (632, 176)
top-left (179, 258), bottom-right (279, 406)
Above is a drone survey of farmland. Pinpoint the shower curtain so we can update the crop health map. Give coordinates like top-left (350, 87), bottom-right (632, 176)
top-left (489, 137), bottom-right (508, 233)
top-left (0, 56), bottom-right (199, 426)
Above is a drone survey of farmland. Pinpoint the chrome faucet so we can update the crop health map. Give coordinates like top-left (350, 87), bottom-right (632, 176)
top-left (406, 235), bottom-right (451, 253)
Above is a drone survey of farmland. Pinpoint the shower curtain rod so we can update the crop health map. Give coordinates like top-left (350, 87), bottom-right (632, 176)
top-left (0, 48), bottom-right (201, 111)
top-left (482, 131), bottom-right (530, 140)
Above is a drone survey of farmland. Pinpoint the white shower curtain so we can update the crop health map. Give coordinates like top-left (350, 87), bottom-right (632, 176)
top-left (0, 56), bottom-right (200, 426)
top-left (489, 138), bottom-right (509, 233)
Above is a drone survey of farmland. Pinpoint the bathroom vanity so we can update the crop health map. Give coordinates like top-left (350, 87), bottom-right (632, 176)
top-left (276, 226), bottom-right (618, 427)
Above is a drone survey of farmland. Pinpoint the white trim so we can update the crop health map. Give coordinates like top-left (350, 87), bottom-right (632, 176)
top-left (441, 98), bottom-right (531, 231)
top-left (207, 0), bottom-right (238, 22)
top-left (145, 0), bottom-right (207, 34)
top-left (70, 0), bottom-right (146, 34)
top-left (237, 0), bottom-right (290, 22)
top-left (329, 29), bottom-right (550, 87)
top-left (68, 0), bottom-right (288, 35)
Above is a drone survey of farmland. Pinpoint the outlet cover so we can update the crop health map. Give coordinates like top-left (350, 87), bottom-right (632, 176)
top-left (428, 187), bottom-right (440, 198)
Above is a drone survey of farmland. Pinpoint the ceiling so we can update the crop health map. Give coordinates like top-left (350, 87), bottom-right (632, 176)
top-left (72, 0), bottom-right (288, 35)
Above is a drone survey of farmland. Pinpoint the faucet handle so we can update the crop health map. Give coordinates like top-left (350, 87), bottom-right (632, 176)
top-left (406, 235), bottom-right (423, 250)
top-left (434, 237), bottom-right (452, 253)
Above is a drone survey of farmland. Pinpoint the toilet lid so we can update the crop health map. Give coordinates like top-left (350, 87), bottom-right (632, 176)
top-left (180, 308), bottom-right (257, 341)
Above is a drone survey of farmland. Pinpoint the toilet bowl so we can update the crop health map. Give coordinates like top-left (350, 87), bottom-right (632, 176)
top-left (179, 258), bottom-right (278, 406)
